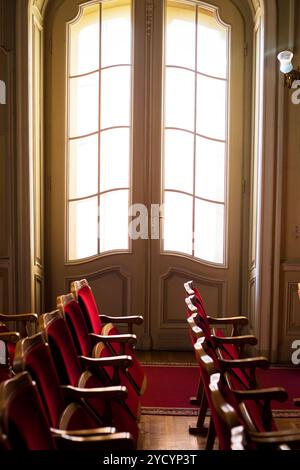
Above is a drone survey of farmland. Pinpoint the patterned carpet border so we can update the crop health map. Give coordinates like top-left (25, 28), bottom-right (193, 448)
top-left (141, 361), bottom-right (298, 369)
top-left (141, 407), bottom-right (199, 416)
top-left (141, 407), bottom-right (300, 418)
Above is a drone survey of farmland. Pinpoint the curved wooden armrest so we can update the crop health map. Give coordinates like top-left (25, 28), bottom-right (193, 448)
top-left (294, 398), bottom-right (300, 407)
top-left (89, 333), bottom-right (137, 348)
top-left (61, 384), bottom-right (128, 400)
top-left (234, 387), bottom-right (288, 403)
top-left (212, 335), bottom-right (257, 346)
top-left (100, 314), bottom-right (143, 325)
top-left (50, 426), bottom-right (116, 436)
top-left (208, 316), bottom-right (248, 326)
top-left (0, 313), bottom-right (38, 323)
top-left (55, 432), bottom-right (135, 450)
top-left (79, 354), bottom-right (133, 369)
top-left (0, 331), bottom-right (20, 343)
top-left (249, 429), bottom-right (300, 447)
top-left (220, 356), bottom-right (269, 371)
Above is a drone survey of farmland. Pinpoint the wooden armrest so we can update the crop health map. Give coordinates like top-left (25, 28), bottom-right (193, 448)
top-left (100, 315), bottom-right (143, 325)
top-left (208, 316), bottom-right (248, 326)
top-left (79, 354), bottom-right (132, 369)
top-left (293, 398), bottom-right (300, 406)
top-left (0, 331), bottom-right (20, 343)
top-left (249, 429), bottom-right (300, 447)
top-left (61, 384), bottom-right (128, 400)
top-left (55, 432), bottom-right (135, 450)
top-left (50, 426), bottom-right (116, 436)
top-left (0, 313), bottom-right (38, 323)
top-left (220, 356), bottom-right (269, 371)
top-left (234, 387), bottom-right (288, 403)
top-left (89, 333), bottom-right (137, 348)
top-left (212, 335), bottom-right (257, 346)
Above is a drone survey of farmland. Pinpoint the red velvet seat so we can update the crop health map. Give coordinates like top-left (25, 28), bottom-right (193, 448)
top-left (71, 279), bottom-right (146, 394)
top-left (38, 310), bottom-right (140, 443)
top-left (184, 281), bottom-right (250, 358)
top-left (186, 295), bottom-right (285, 445)
top-left (57, 293), bottom-right (144, 396)
top-left (13, 332), bottom-right (124, 431)
top-left (193, 336), bottom-right (297, 450)
top-left (185, 291), bottom-right (257, 435)
top-left (0, 371), bottom-right (134, 450)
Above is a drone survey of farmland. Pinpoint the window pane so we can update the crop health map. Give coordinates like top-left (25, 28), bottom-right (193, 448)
top-left (194, 199), bottom-right (224, 264)
top-left (102, 1), bottom-right (131, 68)
top-left (69, 72), bottom-right (99, 137)
top-left (165, 68), bottom-right (195, 131)
top-left (197, 74), bottom-right (226, 141)
top-left (164, 129), bottom-right (193, 193)
top-left (100, 190), bottom-right (129, 252)
top-left (69, 197), bottom-right (98, 260)
top-left (100, 128), bottom-right (130, 192)
top-left (165, 1), bottom-right (196, 70)
top-left (163, 192), bottom-right (193, 254)
top-left (69, 4), bottom-right (100, 76)
top-left (69, 135), bottom-right (98, 199)
top-left (195, 137), bottom-right (225, 202)
top-left (197, 8), bottom-right (228, 79)
top-left (101, 66), bottom-right (131, 129)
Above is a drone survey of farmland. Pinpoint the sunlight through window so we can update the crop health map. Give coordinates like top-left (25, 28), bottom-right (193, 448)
top-left (67, 1), bottom-right (132, 261)
top-left (163, 1), bottom-right (229, 265)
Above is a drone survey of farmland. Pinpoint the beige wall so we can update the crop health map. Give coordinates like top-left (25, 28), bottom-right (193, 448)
top-left (277, 0), bottom-right (300, 360)
top-left (281, 2), bottom-right (300, 260)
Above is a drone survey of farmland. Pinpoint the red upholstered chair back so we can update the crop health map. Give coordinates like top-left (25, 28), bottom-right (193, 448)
top-left (13, 332), bottom-right (65, 428)
top-left (193, 337), bottom-right (240, 450)
top-left (39, 310), bottom-right (83, 387)
top-left (184, 281), bottom-right (206, 313)
top-left (57, 294), bottom-right (119, 386)
top-left (192, 328), bottom-right (278, 436)
top-left (185, 296), bottom-right (219, 364)
top-left (0, 372), bottom-right (55, 450)
top-left (71, 279), bottom-right (102, 334)
top-left (57, 294), bottom-right (92, 357)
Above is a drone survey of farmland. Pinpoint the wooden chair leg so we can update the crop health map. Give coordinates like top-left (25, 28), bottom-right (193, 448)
top-left (205, 418), bottom-right (215, 450)
top-left (190, 375), bottom-right (203, 405)
top-left (189, 386), bottom-right (208, 436)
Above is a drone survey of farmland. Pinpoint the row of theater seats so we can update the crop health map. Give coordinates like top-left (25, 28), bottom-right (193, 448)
top-left (0, 279), bottom-right (146, 450)
top-left (184, 281), bottom-right (300, 450)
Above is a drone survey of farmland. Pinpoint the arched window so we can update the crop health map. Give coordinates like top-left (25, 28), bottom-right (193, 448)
top-left (42, 0), bottom-right (266, 350)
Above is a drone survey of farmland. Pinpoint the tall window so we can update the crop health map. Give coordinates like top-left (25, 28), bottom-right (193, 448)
top-left (66, 0), bottom-right (229, 265)
top-left (163, 1), bottom-right (229, 265)
top-left (67, 0), bottom-right (132, 261)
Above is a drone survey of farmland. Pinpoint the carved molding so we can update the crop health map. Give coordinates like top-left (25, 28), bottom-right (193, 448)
top-left (34, 273), bottom-right (44, 315)
top-left (281, 262), bottom-right (300, 273)
top-left (286, 282), bottom-right (300, 335)
top-left (145, 0), bottom-right (153, 38)
top-left (32, 0), bottom-right (49, 17)
top-left (248, 278), bottom-right (256, 332)
top-left (0, 265), bottom-right (9, 312)
top-left (160, 267), bottom-right (226, 326)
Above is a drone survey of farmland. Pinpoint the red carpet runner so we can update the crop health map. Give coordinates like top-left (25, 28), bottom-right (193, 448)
top-left (141, 364), bottom-right (300, 415)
